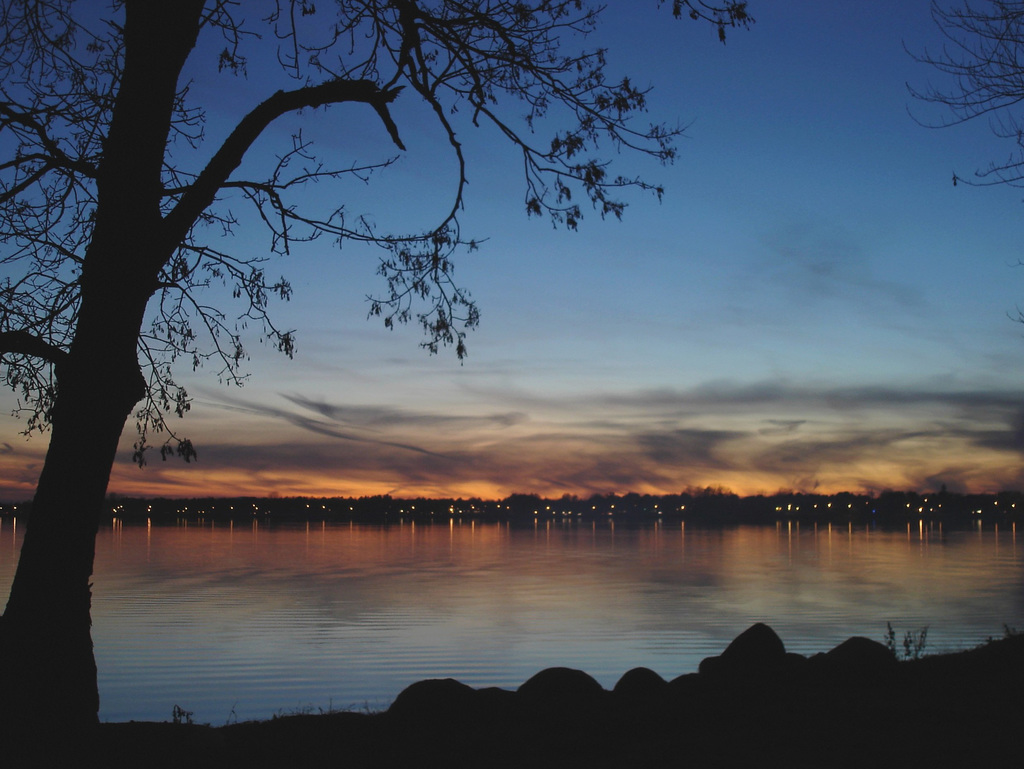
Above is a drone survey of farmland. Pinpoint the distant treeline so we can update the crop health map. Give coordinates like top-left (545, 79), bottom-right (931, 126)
top-left (1, 487), bottom-right (1020, 525)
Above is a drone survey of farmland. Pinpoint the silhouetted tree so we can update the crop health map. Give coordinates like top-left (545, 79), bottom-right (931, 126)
top-left (0, 0), bottom-right (751, 727)
top-left (911, 2), bottom-right (1024, 187)
top-left (911, 2), bottom-right (1024, 327)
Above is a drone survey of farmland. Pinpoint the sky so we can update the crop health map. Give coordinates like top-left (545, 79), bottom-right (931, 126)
top-left (3, 0), bottom-right (1024, 501)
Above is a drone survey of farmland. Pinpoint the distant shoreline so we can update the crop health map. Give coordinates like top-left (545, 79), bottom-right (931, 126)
top-left (2, 488), bottom-right (1020, 526)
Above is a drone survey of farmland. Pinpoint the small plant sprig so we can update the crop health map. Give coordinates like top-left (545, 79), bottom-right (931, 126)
top-left (171, 703), bottom-right (194, 725)
top-left (885, 621), bottom-right (929, 660)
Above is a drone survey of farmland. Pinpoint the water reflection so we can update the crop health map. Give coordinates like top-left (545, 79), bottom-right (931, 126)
top-left (0, 519), bottom-right (1021, 723)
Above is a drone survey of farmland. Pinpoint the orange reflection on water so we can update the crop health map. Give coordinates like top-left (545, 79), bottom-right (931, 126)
top-left (1, 518), bottom-right (1022, 724)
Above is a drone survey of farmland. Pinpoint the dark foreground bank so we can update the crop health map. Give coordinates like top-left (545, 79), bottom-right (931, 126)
top-left (16, 624), bottom-right (1024, 768)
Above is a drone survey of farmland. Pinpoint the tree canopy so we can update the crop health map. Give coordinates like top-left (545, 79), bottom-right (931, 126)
top-left (0, 0), bottom-right (751, 463)
top-left (911, 1), bottom-right (1024, 188)
top-left (0, 0), bottom-right (752, 731)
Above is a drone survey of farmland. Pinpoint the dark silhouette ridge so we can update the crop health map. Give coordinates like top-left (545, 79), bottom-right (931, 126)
top-left (11, 487), bottom-right (1020, 525)
top-left (13, 623), bottom-right (1018, 769)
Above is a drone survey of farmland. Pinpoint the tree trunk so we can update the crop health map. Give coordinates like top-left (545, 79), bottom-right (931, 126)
top-left (0, 289), bottom-right (149, 731)
top-left (0, 1), bottom-right (206, 734)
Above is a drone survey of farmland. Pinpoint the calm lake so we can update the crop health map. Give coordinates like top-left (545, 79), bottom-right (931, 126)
top-left (1, 517), bottom-right (1022, 723)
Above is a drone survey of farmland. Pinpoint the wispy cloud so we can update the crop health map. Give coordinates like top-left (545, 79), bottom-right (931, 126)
top-left (281, 394), bottom-right (528, 430)
top-left (205, 394), bottom-right (456, 457)
top-left (0, 441), bottom-right (45, 500)
top-left (757, 218), bottom-right (921, 310)
top-left (759, 420), bottom-right (807, 435)
top-left (106, 379), bottom-right (1024, 499)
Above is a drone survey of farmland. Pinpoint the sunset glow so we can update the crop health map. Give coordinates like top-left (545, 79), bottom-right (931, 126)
top-left (2, 1), bottom-right (1024, 502)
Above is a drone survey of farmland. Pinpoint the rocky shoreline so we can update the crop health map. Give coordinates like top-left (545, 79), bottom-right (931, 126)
top-left (25, 623), bottom-right (1024, 768)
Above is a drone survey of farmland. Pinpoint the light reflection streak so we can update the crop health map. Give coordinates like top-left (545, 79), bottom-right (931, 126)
top-left (787, 520), bottom-right (793, 566)
top-left (826, 522), bottom-right (832, 567)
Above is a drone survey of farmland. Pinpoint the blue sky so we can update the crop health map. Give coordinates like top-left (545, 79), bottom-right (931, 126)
top-left (3, 0), bottom-right (1024, 500)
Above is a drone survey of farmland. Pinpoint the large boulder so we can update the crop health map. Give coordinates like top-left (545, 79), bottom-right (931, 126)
top-left (611, 666), bottom-right (670, 715)
top-left (810, 636), bottom-right (897, 681)
top-left (517, 667), bottom-right (607, 713)
top-left (612, 666), bottom-right (668, 701)
top-left (698, 623), bottom-right (788, 677)
top-left (387, 677), bottom-right (478, 721)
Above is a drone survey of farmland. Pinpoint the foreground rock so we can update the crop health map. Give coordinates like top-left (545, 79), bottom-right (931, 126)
top-left (65, 626), bottom-right (1024, 768)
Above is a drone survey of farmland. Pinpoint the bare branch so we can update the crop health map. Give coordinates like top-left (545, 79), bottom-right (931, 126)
top-left (0, 0), bottom-right (753, 456)
top-left (660, 1), bottom-right (753, 42)
top-left (162, 79), bottom-right (404, 246)
top-left (910, 1), bottom-right (1024, 186)
top-left (0, 330), bottom-right (68, 365)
